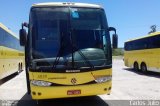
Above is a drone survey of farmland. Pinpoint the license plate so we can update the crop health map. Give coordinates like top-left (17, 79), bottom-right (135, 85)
top-left (67, 90), bottom-right (81, 95)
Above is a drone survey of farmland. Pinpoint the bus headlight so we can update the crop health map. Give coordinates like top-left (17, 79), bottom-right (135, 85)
top-left (95, 76), bottom-right (112, 83)
top-left (31, 80), bottom-right (52, 86)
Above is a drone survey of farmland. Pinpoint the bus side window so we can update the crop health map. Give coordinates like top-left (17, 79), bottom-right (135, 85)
top-left (0, 28), bottom-right (3, 45)
top-left (149, 35), bottom-right (160, 48)
top-left (103, 35), bottom-right (107, 48)
top-left (124, 42), bottom-right (129, 51)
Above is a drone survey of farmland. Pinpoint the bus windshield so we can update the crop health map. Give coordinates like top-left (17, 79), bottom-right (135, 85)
top-left (70, 7), bottom-right (108, 49)
top-left (30, 7), bottom-right (111, 70)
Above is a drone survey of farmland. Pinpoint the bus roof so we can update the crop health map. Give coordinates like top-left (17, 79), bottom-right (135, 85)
top-left (32, 2), bottom-right (102, 8)
top-left (125, 31), bottom-right (160, 43)
top-left (0, 23), bottom-right (18, 39)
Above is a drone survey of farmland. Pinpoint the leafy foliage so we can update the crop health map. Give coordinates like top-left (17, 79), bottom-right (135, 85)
top-left (112, 48), bottom-right (124, 56)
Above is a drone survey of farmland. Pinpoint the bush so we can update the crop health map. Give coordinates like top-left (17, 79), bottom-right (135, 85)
top-left (112, 48), bottom-right (124, 56)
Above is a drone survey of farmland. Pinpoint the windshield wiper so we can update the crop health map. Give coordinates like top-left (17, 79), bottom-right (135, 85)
top-left (71, 29), bottom-right (95, 70)
top-left (77, 49), bottom-right (94, 70)
top-left (53, 33), bottom-right (65, 68)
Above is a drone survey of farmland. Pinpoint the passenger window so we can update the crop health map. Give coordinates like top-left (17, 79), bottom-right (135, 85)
top-left (149, 35), bottom-right (160, 48)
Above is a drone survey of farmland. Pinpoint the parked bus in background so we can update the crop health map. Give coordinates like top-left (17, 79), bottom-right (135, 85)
top-left (0, 23), bottom-right (24, 80)
top-left (124, 32), bottom-right (160, 73)
top-left (19, 2), bottom-right (118, 99)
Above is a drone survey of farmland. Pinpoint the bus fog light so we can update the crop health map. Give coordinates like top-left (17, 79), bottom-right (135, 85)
top-left (31, 80), bottom-right (52, 86)
top-left (95, 76), bottom-right (112, 83)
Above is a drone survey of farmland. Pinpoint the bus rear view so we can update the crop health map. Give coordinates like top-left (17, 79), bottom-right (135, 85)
top-left (19, 2), bottom-right (118, 99)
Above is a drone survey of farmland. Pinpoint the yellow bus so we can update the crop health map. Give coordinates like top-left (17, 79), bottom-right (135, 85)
top-left (0, 23), bottom-right (24, 80)
top-left (124, 32), bottom-right (160, 73)
top-left (19, 2), bottom-right (118, 99)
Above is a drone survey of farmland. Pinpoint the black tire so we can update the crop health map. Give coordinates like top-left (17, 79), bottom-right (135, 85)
top-left (141, 63), bottom-right (147, 73)
top-left (17, 63), bottom-right (21, 75)
top-left (20, 63), bottom-right (23, 71)
top-left (134, 62), bottom-right (139, 71)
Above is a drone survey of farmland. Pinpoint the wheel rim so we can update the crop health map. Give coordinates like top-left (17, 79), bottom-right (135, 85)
top-left (141, 64), bottom-right (147, 72)
top-left (134, 63), bottom-right (138, 71)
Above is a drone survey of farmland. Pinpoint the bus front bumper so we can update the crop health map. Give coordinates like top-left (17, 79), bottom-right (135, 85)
top-left (30, 81), bottom-right (112, 100)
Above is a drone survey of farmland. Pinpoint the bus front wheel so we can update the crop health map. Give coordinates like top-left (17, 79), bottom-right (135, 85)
top-left (133, 62), bottom-right (139, 71)
top-left (141, 63), bottom-right (147, 73)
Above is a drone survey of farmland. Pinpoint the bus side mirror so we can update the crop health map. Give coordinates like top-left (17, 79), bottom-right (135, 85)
top-left (112, 34), bottom-right (118, 49)
top-left (108, 27), bottom-right (118, 49)
top-left (19, 29), bottom-right (27, 46)
top-left (19, 22), bottom-right (28, 46)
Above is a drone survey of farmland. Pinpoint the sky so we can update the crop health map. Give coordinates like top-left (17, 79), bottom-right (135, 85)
top-left (0, 0), bottom-right (160, 47)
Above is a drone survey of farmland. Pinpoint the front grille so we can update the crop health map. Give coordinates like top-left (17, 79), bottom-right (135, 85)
top-left (49, 80), bottom-right (97, 86)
